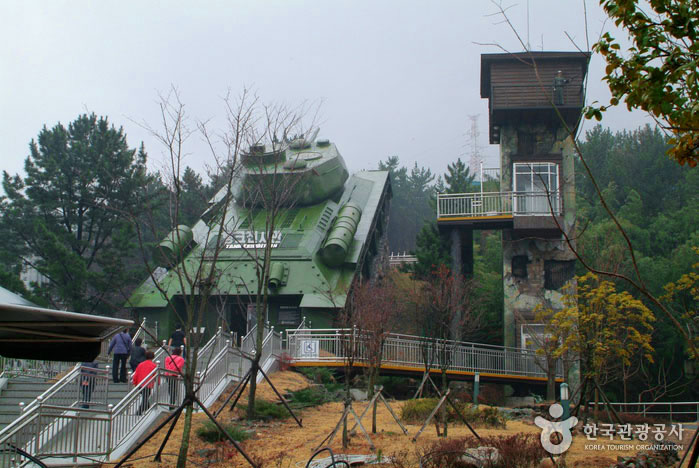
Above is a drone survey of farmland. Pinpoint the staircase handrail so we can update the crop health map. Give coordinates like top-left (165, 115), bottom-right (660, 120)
top-left (0, 358), bottom-right (76, 380)
top-left (195, 346), bottom-right (232, 405)
top-left (0, 364), bottom-right (110, 463)
top-left (0, 403), bottom-right (43, 464)
top-left (0, 329), bottom-right (248, 463)
top-left (17, 364), bottom-right (81, 414)
top-left (131, 317), bottom-right (148, 344)
top-left (109, 365), bottom-right (165, 449)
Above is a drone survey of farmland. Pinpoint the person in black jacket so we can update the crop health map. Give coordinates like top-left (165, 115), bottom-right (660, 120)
top-left (80, 361), bottom-right (99, 409)
top-left (130, 337), bottom-right (147, 372)
top-left (168, 324), bottom-right (186, 355)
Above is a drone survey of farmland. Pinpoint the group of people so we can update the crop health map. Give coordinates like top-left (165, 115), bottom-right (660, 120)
top-left (104, 325), bottom-right (187, 414)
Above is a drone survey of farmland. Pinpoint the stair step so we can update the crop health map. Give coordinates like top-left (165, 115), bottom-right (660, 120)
top-left (4, 382), bottom-right (54, 391)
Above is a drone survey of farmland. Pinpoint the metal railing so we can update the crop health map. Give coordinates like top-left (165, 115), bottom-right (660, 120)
top-left (130, 317), bottom-right (148, 345)
top-left (241, 323), bottom-right (274, 356)
top-left (261, 327), bottom-right (282, 362)
top-left (287, 329), bottom-right (563, 379)
top-left (109, 364), bottom-right (167, 449)
top-left (388, 252), bottom-right (417, 267)
top-left (587, 401), bottom-right (699, 423)
top-left (0, 326), bottom-right (278, 465)
top-left (0, 365), bottom-right (111, 466)
top-left (0, 358), bottom-right (76, 381)
top-left (437, 191), bottom-right (560, 219)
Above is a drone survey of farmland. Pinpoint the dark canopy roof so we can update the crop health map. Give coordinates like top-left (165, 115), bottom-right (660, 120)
top-left (480, 51), bottom-right (591, 98)
top-left (0, 286), bottom-right (133, 361)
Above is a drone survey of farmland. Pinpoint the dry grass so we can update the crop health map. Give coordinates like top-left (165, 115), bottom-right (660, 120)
top-left (122, 371), bottom-right (694, 467)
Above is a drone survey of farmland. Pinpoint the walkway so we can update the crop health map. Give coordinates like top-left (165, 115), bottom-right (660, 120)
top-left (287, 329), bottom-right (563, 384)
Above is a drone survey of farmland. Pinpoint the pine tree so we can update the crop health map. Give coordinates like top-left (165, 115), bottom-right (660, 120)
top-left (444, 158), bottom-right (476, 193)
top-left (0, 114), bottom-right (152, 314)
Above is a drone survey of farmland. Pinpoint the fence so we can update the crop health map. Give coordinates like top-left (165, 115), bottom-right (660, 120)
top-left (437, 191), bottom-right (561, 219)
top-left (287, 329), bottom-right (562, 379)
top-left (587, 401), bottom-right (699, 423)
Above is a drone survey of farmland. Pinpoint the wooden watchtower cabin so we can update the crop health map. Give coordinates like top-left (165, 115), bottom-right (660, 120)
top-left (438, 51), bottom-right (590, 350)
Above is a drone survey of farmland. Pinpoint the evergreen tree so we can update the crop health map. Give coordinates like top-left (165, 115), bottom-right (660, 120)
top-left (412, 223), bottom-right (451, 278)
top-left (179, 166), bottom-right (211, 226)
top-left (0, 114), bottom-right (152, 314)
top-left (444, 158), bottom-right (476, 193)
top-left (378, 156), bottom-right (434, 252)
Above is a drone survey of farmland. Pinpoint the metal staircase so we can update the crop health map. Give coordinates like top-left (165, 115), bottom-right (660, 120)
top-left (0, 326), bottom-right (281, 466)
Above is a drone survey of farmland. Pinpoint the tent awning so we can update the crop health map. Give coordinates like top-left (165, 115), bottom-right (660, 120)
top-left (0, 299), bottom-right (133, 362)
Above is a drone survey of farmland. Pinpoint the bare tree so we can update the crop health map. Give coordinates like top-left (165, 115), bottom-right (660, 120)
top-left (350, 277), bottom-right (400, 433)
top-left (126, 88), bottom-right (258, 467)
top-left (220, 102), bottom-right (317, 419)
top-left (412, 264), bottom-right (481, 437)
top-left (127, 88), bottom-right (316, 466)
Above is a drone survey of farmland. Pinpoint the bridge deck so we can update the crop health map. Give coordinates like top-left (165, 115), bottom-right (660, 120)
top-left (291, 360), bottom-right (561, 384)
top-left (287, 329), bottom-right (564, 386)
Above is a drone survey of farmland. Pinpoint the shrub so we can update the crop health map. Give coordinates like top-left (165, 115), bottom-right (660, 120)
top-left (400, 398), bottom-right (506, 428)
top-left (297, 367), bottom-right (335, 385)
top-left (377, 376), bottom-right (415, 399)
top-left (196, 420), bottom-right (251, 443)
top-left (420, 438), bottom-right (476, 468)
top-left (287, 385), bottom-right (342, 408)
top-left (254, 399), bottom-right (289, 420)
top-left (419, 434), bottom-right (546, 468)
top-left (278, 352), bottom-right (293, 371)
top-left (479, 434), bottom-right (547, 468)
top-left (610, 446), bottom-right (680, 467)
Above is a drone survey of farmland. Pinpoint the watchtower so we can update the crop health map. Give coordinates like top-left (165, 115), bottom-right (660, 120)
top-left (438, 51), bottom-right (590, 348)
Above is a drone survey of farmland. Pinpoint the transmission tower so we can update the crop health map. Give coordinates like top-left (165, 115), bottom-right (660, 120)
top-left (467, 115), bottom-right (482, 177)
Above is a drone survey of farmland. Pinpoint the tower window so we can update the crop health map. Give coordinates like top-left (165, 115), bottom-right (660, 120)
top-left (513, 162), bottom-right (560, 215)
top-left (544, 260), bottom-right (575, 290)
top-left (512, 255), bottom-right (529, 278)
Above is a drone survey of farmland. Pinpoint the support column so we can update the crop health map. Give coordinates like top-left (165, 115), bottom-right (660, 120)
top-left (450, 228), bottom-right (474, 342)
top-left (450, 228), bottom-right (462, 278)
top-left (450, 229), bottom-right (463, 341)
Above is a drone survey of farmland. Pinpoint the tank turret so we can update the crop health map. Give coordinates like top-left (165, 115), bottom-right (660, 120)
top-left (236, 137), bottom-right (349, 207)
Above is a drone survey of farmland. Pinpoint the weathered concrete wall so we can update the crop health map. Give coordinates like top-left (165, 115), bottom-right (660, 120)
top-left (500, 124), bottom-right (577, 349)
top-left (366, 196), bottom-right (391, 282)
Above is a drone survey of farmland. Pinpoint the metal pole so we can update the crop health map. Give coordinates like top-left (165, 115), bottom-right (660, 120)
top-left (473, 372), bottom-right (480, 406)
top-left (560, 382), bottom-right (570, 420)
top-left (106, 404), bottom-right (113, 458)
top-left (480, 161), bottom-right (483, 194)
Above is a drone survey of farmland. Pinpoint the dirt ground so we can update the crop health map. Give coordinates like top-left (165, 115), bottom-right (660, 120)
top-left (124, 371), bottom-right (693, 468)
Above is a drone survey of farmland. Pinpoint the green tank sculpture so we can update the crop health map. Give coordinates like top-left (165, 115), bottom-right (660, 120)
top-left (126, 136), bottom-right (391, 342)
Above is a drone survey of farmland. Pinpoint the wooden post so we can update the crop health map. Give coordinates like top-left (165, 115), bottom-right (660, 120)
top-left (412, 389), bottom-right (450, 442)
top-left (379, 393), bottom-right (409, 435)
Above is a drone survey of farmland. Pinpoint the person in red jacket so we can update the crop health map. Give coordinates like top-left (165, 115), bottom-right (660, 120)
top-left (132, 351), bottom-right (157, 415)
top-left (164, 347), bottom-right (185, 406)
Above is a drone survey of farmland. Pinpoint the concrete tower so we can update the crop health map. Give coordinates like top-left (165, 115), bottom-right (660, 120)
top-left (437, 51), bottom-right (590, 351)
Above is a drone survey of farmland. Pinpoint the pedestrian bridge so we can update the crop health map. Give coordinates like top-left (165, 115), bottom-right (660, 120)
top-left (287, 329), bottom-right (563, 385)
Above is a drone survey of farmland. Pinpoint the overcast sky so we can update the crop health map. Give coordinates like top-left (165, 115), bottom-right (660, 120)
top-left (1, 0), bottom-right (652, 182)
